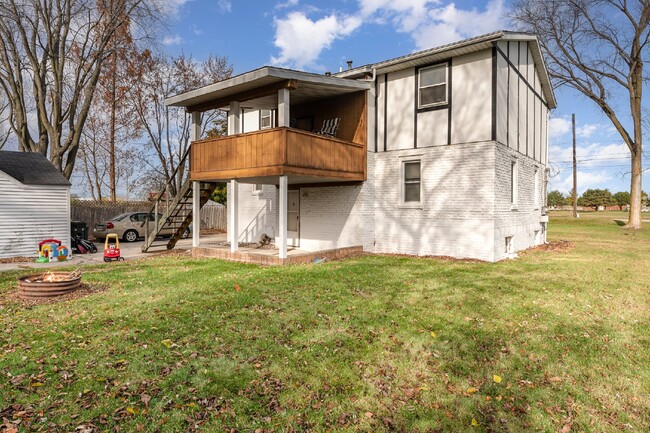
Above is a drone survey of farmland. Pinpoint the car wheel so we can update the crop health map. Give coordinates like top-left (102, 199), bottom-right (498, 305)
top-left (180, 228), bottom-right (190, 239)
top-left (123, 230), bottom-right (139, 242)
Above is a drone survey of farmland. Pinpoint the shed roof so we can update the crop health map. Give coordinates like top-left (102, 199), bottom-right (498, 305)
top-left (0, 151), bottom-right (71, 186)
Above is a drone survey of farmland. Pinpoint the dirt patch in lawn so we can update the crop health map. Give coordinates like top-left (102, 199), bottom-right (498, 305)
top-left (3, 282), bottom-right (110, 307)
top-left (0, 257), bottom-right (34, 264)
top-left (521, 240), bottom-right (575, 255)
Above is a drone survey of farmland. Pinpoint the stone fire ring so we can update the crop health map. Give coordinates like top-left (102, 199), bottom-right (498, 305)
top-left (17, 272), bottom-right (82, 300)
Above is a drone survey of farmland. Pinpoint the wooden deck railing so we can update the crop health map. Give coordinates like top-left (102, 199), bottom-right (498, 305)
top-left (190, 127), bottom-right (366, 182)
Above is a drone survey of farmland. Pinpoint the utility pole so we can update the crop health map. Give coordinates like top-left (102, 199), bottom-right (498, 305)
top-left (572, 113), bottom-right (578, 218)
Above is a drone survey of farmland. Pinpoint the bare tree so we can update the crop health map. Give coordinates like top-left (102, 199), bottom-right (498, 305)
top-left (132, 53), bottom-right (232, 195)
top-left (0, 0), bottom-right (161, 179)
top-left (513, 0), bottom-right (650, 228)
top-left (0, 90), bottom-right (10, 149)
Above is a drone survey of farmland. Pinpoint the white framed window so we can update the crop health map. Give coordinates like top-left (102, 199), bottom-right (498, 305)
top-left (510, 160), bottom-right (518, 208)
top-left (260, 109), bottom-right (273, 129)
top-left (418, 64), bottom-right (447, 109)
top-left (402, 160), bottom-right (421, 204)
top-left (534, 167), bottom-right (540, 209)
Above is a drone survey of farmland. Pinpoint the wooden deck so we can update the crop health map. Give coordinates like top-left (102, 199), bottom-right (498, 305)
top-left (190, 127), bottom-right (367, 182)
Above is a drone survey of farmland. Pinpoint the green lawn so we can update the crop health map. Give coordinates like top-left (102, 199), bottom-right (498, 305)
top-left (1, 212), bottom-right (648, 432)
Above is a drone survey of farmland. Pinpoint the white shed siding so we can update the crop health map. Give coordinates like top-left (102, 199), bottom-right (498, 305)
top-left (450, 50), bottom-right (492, 144)
top-left (385, 68), bottom-right (415, 150)
top-left (0, 172), bottom-right (70, 258)
top-left (373, 142), bottom-right (497, 261)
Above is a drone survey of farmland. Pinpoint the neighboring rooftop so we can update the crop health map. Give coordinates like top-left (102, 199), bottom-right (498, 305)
top-left (0, 151), bottom-right (71, 186)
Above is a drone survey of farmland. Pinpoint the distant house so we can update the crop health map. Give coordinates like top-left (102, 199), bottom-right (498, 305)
top-left (162, 30), bottom-right (556, 262)
top-left (0, 151), bottom-right (71, 258)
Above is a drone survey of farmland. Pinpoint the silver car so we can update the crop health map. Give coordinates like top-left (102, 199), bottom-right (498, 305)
top-left (93, 212), bottom-right (190, 242)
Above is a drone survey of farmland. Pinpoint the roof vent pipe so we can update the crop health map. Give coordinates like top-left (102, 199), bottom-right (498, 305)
top-left (347, 60), bottom-right (353, 70)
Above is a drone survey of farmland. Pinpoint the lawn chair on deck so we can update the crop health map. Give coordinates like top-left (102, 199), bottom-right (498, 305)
top-left (315, 118), bottom-right (340, 138)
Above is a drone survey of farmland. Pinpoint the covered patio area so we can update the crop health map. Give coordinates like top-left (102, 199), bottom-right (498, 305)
top-left (164, 66), bottom-right (374, 262)
top-left (192, 242), bottom-right (363, 266)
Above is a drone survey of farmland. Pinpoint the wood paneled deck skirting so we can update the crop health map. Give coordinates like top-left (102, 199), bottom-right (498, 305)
top-left (190, 127), bottom-right (367, 182)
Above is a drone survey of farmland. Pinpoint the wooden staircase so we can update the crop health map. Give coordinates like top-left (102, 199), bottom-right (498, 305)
top-left (141, 179), bottom-right (218, 252)
top-left (141, 147), bottom-right (219, 252)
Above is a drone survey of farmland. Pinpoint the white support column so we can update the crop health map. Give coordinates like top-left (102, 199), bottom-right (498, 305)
top-left (277, 88), bottom-right (290, 127)
top-left (229, 179), bottom-right (239, 253)
top-left (192, 182), bottom-right (200, 247)
top-left (278, 175), bottom-right (288, 259)
top-left (228, 101), bottom-right (241, 135)
top-left (191, 111), bottom-right (201, 247)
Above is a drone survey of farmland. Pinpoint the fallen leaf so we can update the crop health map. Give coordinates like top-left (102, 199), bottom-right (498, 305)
top-left (466, 387), bottom-right (478, 394)
top-left (430, 331), bottom-right (437, 337)
top-left (161, 339), bottom-right (172, 348)
top-left (141, 393), bottom-right (151, 407)
top-left (471, 418), bottom-right (479, 427)
top-left (126, 406), bottom-right (138, 415)
top-left (493, 375), bottom-right (502, 383)
top-left (234, 284), bottom-right (241, 292)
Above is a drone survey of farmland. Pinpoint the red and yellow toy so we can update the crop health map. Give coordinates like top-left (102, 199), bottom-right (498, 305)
top-left (103, 233), bottom-right (124, 262)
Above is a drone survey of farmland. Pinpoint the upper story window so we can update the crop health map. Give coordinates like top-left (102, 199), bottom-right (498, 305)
top-left (260, 109), bottom-right (273, 129)
top-left (418, 64), bottom-right (447, 108)
top-left (403, 161), bottom-right (421, 203)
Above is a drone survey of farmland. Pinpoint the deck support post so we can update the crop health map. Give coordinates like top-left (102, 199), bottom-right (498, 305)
top-left (191, 111), bottom-right (201, 248)
top-left (229, 179), bottom-right (239, 253)
top-left (192, 181), bottom-right (200, 247)
top-left (278, 175), bottom-right (288, 259)
top-left (278, 88), bottom-right (290, 127)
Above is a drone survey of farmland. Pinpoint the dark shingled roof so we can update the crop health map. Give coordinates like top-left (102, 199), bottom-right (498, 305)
top-left (0, 151), bottom-right (71, 186)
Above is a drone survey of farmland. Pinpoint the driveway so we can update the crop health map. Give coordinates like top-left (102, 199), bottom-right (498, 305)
top-left (0, 233), bottom-right (227, 273)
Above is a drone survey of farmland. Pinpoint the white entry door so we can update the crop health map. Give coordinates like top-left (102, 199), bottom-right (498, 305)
top-left (287, 190), bottom-right (300, 247)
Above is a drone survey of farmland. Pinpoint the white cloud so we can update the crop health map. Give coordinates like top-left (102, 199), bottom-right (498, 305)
top-left (557, 170), bottom-right (613, 194)
top-left (271, 12), bottom-right (362, 69)
top-left (218, 0), bottom-right (231, 13)
top-left (548, 116), bottom-right (571, 142)
top-left (276, 0), bottom-right (300, 8)
top-left (162, 35), bottom-right (183, 45)
top-left (576, 123), bottom-right (598, 138)
top-left (357, 0), bottom-right (507, 49)
top-left (157, 0), bottom-right (192, 16)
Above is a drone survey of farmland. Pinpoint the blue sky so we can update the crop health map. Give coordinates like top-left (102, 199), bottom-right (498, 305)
top-left (162, 0), bottom-right (647, 195)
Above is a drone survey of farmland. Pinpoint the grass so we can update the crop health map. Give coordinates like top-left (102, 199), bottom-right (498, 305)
top-left (0, 211), bottom-right (648, 432)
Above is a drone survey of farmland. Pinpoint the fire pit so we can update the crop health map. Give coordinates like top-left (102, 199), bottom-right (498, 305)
top-left (17, 270), bottom-right (82, 300)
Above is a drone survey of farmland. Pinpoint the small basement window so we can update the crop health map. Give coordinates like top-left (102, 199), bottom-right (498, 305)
top-left (418, 64), bottom-right (447, 108)
top-left (403, 161), bottom-right (421, 203)
top-left (505, 236), bottom-right (514, 255)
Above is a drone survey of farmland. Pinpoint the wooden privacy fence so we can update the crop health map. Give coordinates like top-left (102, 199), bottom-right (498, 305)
top-left (71, 200), bottom-right (227, 235)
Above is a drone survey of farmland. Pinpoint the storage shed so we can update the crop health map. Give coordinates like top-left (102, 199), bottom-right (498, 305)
top-left (0, 151), bottom-right (71, 258)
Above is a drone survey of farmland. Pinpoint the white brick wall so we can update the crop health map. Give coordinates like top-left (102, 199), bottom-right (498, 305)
top-left (372, 142), bottom-right (497, 261)
top-left (228, 141), bottom-right (546, 261)
top-left (228, 183), bottom-right (278, 243)
top-left (493, 145), bottom-right (546, 260)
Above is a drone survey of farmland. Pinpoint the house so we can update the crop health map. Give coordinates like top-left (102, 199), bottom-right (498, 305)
top-left (164, 31), bottom-right (556, 262)
top-left (0, 151), bottom-right (71, 258)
